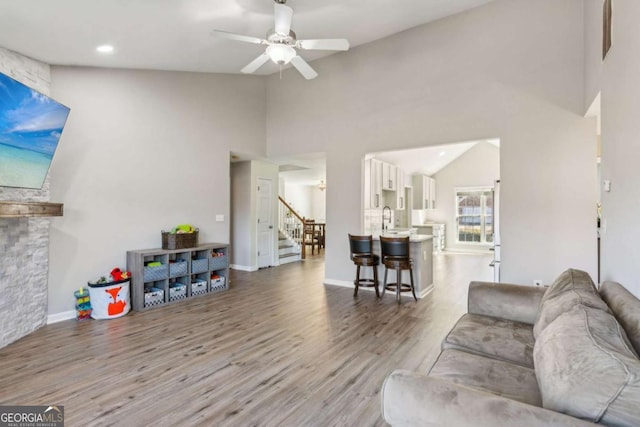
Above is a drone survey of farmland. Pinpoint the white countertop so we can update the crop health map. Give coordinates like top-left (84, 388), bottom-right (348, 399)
top-left (375, 233), bottom-right (433, 242)
top-left (413, 223), bottom-right (445, 227)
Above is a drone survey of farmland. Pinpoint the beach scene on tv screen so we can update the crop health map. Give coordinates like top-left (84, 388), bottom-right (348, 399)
top-left (0, 72), bottom-right (70, 189)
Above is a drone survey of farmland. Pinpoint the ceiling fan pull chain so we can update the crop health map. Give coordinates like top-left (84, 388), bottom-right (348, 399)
top-left (280, 65), bottom-right (283, 80)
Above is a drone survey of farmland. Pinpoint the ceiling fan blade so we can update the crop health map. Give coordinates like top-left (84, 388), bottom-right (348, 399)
top-left (241, 53), bottom-right (271, 74)
top-left (297, 39), bottom-right (350, 51)
top-left (274, 3), bottom-right (293, 35)
top-left (291, 56), bottom-right (318, 80)
top-left (212, 30), bottom-right (266, 45)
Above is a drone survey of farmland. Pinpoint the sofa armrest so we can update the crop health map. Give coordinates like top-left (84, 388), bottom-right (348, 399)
top-left (381, 370), bottom-right (597, 427)
top-left (468, 281), bottom-right (546, 324)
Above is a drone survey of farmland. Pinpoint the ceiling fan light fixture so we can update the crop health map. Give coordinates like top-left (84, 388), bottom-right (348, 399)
top-left (267, 44), bottom-right (296, 65)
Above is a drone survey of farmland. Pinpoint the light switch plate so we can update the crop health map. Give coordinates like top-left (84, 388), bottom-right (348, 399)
top-left (215, 214), bottom-right (224, 222)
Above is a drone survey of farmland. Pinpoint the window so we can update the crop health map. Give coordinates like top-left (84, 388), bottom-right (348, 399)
top-left (455, 188), bottom-right (494, 244)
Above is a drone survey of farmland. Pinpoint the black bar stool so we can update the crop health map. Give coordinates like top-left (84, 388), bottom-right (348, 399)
top-left (348, 234), bottom-right (380, 298)
top-left (380, 236), bottom-right (417, 304)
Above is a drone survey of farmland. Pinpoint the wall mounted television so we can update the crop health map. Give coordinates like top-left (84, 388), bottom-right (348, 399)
top-left (0, 71), bottom-right (70, 190)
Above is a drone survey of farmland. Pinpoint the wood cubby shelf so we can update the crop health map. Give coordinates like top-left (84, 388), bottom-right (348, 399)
top-left (127, 242), bottom-right (229, 311)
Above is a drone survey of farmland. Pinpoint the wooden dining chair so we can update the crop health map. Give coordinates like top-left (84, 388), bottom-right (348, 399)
top-left (304, 220), bottom-right (319, 254)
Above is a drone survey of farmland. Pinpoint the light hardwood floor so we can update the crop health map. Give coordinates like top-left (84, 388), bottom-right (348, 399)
top-left (0, 252), bottom-right (492, 426)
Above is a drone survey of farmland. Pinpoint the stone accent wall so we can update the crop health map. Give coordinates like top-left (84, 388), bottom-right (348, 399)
top-left (0, 47), bottom-right (52, 348)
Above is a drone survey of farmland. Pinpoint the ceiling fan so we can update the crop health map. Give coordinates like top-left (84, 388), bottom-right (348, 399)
top-left (212, 0), bottom-right (350, 80)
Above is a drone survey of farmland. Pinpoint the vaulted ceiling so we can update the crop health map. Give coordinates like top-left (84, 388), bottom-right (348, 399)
top-left (0, 0), bottom-right (494, 75)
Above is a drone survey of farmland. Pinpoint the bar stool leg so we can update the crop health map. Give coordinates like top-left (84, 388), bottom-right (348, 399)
top-left (354, 265), bottom-right (360, 297)
top-left (373, 264), bottom-right (380, 298)
top-left (410, 264), bottom-right (417, 301)
top-left (395, 267), bottom-right (402, 304)
top-left (382, 267), bottom-right (388, 298)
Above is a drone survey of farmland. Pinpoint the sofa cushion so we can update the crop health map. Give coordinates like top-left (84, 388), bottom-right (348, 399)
top-left (442, 313), bottom-right (535, 368)
top-left (600, 281), bottom-right (640, 356)
top-left (428, 348), bottom-right (541, 407)
top-left (533, 269), bottom-right (610, 338)
top-left (534, 304), bottom-right (640, 426)
top-left (540, 269), bottom-right (597, 302)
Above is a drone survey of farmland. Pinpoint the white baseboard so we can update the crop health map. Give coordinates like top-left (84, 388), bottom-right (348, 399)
top-left (324, 278), bottom-right (353, 288)
top-left (324, 278), bottom-right (433, 299)
top-left (230, 264), bottom-right (258, 272)
top-left (418, 284), bottom-right (434, 298)
top-left (47, 310), bottom-right (76, 324)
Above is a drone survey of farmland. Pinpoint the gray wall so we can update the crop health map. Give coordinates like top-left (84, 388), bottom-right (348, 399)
top-left (48, 67), bottom-right (266, 316)
top-left (0, 47), bottom-right (52, 346)
top-left (266, 0), bottom-right (597, 287)
top-left (426, 142), bottom-right (500, 253)
top-left (584, 0), bottom-right (604, 113)
top-left (599, 0), bottom-right (640, 296)
top-left (231, 161), bottom-right (251, 268)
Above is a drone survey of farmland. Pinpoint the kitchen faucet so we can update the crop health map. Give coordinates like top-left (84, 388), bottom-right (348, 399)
top-left (382, 206), bottom-right (392, 231)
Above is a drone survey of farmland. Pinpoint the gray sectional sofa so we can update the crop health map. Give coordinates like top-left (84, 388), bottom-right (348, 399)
top-left (381, 269), bottom-right (640, 426)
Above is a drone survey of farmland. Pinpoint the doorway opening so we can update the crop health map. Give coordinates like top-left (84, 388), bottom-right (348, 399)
top-left (363, 138), bottom-right (500, 282)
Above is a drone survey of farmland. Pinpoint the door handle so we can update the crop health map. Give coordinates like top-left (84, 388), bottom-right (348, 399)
top-left (269, 225), bottom-right (273, 229)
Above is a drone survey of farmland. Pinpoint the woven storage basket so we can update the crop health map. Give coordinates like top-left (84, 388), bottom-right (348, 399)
top-left (143, 264), bottom-right (168, 282)
top-left (191, 258), bottom-right (208, 274)
top-left (169, 260), bottom-right (188, 277)
top-left (209, 255), bottom-right (228, 271)
top-left (162, 229), bottom-right (198, 250)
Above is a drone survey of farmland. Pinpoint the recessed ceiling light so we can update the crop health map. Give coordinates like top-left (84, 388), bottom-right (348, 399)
top-left (439, 151), bottom-right (446, 157)
top-left (96, 45), bottom-right (114, 54)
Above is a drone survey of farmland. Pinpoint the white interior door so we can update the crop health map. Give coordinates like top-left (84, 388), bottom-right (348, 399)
top-left (257, 178), bottom-right (273, 268)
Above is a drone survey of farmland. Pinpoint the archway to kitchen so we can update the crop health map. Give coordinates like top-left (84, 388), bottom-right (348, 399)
top-left (364, 138), bottom-right (500, 284)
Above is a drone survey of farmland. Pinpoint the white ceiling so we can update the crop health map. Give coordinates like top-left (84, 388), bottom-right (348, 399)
top-left (373, 139), bottom-right (499, 177)
top-left (272, 152), bottom-right (327, 186)
top-left (258, 139), bottom-right (500, 187)
top-left (1, 0), bottom-right (497, 186)
top-left (0, 0), bottom-right (494, 75)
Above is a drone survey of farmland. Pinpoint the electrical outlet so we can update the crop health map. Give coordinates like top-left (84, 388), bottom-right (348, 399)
top-left (533, 279), bottom-right (543, 287)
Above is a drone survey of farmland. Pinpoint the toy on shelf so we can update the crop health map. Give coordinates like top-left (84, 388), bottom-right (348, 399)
top-left (171, 224), bottom-right (195, 234)
top-left (74, 287), bottom-right (92, 321)
top-left (110, 267), bottom-right (130, 281)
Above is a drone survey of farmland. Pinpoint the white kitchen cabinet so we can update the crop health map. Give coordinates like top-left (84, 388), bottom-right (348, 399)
top-left (381, 162), bottom-right (397, 191)
top-left (429, 177), bottom-right (437, 209)
top-left (412, 175), bottom-right (437, 210)
top-left (395, 168), bottom-right (406, 210)
top-left (367, 159), bottom-right (383, 208)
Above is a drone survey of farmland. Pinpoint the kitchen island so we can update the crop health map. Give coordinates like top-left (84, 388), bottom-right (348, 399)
top-left (413, 223), bottom-right (445, 253)
top-left (371, 234), bottom-right (434, 298)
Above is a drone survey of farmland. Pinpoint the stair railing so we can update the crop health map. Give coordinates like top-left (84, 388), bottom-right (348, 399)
top-left (278, 196), bottom-right (307, 259)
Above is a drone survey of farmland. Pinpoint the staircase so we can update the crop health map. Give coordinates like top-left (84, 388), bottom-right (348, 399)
top-left (278, 231), bottom-right (301, 264)
top-left (278, 196), bottom-right (308, 263)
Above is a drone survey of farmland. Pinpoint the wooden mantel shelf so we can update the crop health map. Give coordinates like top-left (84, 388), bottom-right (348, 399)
top-left (0, 201), bottom-right (64, 218)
